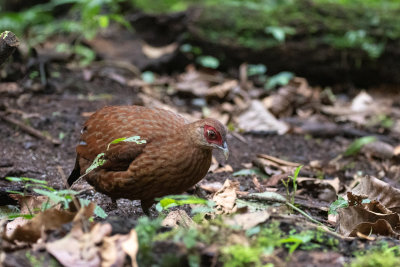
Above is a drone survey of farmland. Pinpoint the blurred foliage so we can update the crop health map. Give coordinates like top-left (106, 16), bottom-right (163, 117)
top-left (1, 0), bottom-right (399, 65)
top-left (0, 0), bottom-right (130, 47)
top-left (131, 0), bottom-right (400, 59)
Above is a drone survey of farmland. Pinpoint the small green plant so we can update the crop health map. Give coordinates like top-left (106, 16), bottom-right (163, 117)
top-left (136, 216), bottom-right (163, 266)
top-left (265, 71), bottom-right (294, 90)
top-left (83, 135), bottom-right (146, 177)
top-left (329, 196), bottom-right (349, 215)
top-left (349, 242), bottom-right (400, 267)
top-left (282, 165), bottom-right (303, 208)
top-left (5, 176), bottom-right (107, 219)
top-left (196, 55), bottom-right (220, 69)
top-left (343, 136), bottom-right (377, 156)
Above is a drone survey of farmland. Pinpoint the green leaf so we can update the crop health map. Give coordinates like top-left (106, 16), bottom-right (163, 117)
top-left (85, 153), bottom-right (106, 174)
top-left (97, 15), bottom-right (109, 28)
top-left (197, 55), bottom-right (220, 69)
top-left (6, 177), bottom-right (47, 184)
top-left (8, 213), bottom-right (35, 220)
top-left (343, 136), bottom-right (377, 156)
top-left (329, 196), bottom-right (349, 215)
top-left (107, 136), bottom-right (146, 150)
top-left (142, 71), bottom-right (155, 83)
top-left (265, 71), bottom-right (294, 90)
top-left (33, 189), bottom-right (65, 204)
top-left (156, 195), bottom-right (212, 211)
top-left (94, 205), bottom-right (108, 218)
top-left (247, 64), bottom-right (267, 76)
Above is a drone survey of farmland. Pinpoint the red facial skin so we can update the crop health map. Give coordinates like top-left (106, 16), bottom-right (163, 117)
top-left (204, 125), bottom-right (223, 146)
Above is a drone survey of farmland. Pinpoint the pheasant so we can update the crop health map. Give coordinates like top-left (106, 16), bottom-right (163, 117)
top-left (68, 105), bottom-right (228, 213)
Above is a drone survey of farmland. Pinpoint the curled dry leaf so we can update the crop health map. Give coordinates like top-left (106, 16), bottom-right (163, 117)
top-left (142, 42), bottom-right (178, 59)
top-left (338, 206), bottom-right (400, 238)
top-left (254, 154), bottom-right (300, 177)
top-left (337, 176), bottom-right (400, 238)
top-left (162, 210), bottom-right (194, 229)
top-left (352, 176), bottom-right (400, 212)
top-left (361, 141), bottom-right (394, 159)
top-left (47, 223), bottom-right (112, 267)
top-left (213, 179), bottom-right (239, 214)
top-left (5, 202), bottom-right (96, 244)
top-left (5, 208), bottom-right (76, 243)
top-left (101, 229), bottom-right (139, 267)
top-left (199, 181), bottom-right (224, 193)
top-left (236, 100), bottom-right (289, 134)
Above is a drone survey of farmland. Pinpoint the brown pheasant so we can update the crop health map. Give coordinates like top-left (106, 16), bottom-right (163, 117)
top-left (68, 105), bottom-right (228, 213)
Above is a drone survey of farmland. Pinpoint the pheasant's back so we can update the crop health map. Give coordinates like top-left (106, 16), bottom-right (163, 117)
top-left (77, 105), bottom-right (188, 163)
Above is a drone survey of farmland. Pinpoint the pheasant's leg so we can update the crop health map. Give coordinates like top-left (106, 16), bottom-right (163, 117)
top-left (141, 199), bottom-right (155, 215)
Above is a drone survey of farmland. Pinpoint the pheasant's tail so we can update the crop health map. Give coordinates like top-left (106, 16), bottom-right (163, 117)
top-left (67, 157), bottom-right (81, 186)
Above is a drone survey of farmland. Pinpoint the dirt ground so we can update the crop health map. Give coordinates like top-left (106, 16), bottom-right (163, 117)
top-left (2, 36), bottom-right (400, 266)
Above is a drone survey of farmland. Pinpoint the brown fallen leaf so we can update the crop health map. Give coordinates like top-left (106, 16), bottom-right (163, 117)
top-left (142, 42), bottom-right (178, 59)
top-left (101, 229), bottom-right (139, 267)
top-left (47, 223), bottom-right (112, 267)
top-left (236, 100), bottom-right (289, 134)
top-left (213, 179), bottom-right (239, 214)
top-left (352, 176), bottom-right (400, 212)
top-left (162, 210), bottom-right (194, 228)
top-left (5, 202), bottom-right (96, 244)
top-left (5, 208), bottom-right (76, 243)
top-left (337, 205), bottom-right (400, 238)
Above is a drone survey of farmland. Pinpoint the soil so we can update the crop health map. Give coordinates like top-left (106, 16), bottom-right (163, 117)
top-left (2, 29), bottom-right (400, 267)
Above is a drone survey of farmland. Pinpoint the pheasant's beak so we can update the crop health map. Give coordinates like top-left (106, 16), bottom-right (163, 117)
top-left (220, 141), bottom-right (229, 160)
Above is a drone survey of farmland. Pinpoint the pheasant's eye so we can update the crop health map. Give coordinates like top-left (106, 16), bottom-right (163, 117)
top-left (207, 130), bottom-right (217, 140)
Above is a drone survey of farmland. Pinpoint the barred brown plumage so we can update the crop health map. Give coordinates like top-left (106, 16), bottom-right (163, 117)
top-left (68, 105), bottom-right (229, 213)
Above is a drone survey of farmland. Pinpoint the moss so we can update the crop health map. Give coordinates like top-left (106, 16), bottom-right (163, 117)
top-left (349, 242), bottom-right (400, 267)
top-left (188, 0), bottom-right (400, 58)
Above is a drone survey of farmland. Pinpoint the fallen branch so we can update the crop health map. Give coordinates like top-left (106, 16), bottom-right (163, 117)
top-left (0, 113), bottom-right (61, 145)
top-left (0, 31), bottom-right (19, 66)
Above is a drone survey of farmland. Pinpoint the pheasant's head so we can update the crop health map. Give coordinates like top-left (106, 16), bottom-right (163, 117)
top-left (188, 118), bottom-right (229, 160)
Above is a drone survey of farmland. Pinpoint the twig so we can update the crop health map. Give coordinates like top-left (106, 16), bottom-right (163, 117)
top-left (285, 202), bottom-right (334, 231)
top-left (0, 112), bottom-right (61, 145)
top-left (0, 31), bottom-right (19, 66)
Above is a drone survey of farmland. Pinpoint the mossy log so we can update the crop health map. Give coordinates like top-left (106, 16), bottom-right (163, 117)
top-left (130, 0), bottom-right (400, 86)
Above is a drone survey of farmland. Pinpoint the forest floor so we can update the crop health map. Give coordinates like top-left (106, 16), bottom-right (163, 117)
top-left (1, 28), bottom-right (400, 267)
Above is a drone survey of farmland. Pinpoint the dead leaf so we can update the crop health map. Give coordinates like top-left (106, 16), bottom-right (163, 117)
top-left (206, 80), bottom-right (238, 98)
top-left (213, 180), bottom-right (239, 214)
top-left (361, 141), bottom-right (394, 159)
top-left (162, 210), bottom-right (194, 228)
top-left (0, 82), bottom-right (23, 96)
top-left (5, 202), bottom-right (95, 243)
top-left (101, 229), bottom-right (139, 267)
top-left (352, 176), bottom-right (400, 212)
top-left (213, 165), bottom-right (233, 173)
top-left (199, 181), bottom-right (224, 193)
top-left (47, 223), bottom-right (112, 267)
top-left (338, 206), bottom-right (400, 237)
top-left (224, 211), bottom-right (270, 230)
top-left (142, 42), bottom-right (178, 59)
top-left (236, 100), bottom-right (289, 134)
top-left (6, 208), bottom-right (76, 243)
